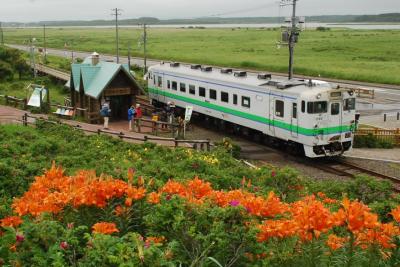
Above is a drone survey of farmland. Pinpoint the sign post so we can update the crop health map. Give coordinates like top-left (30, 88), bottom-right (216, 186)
top-left (183, 106), bottom-right (193, 139)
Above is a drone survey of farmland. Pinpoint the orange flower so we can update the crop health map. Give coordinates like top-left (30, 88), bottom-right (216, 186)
top-left (391, 206), bottom-right (400, 223)
top-left (0, 216), bottom-right (23, 228)
top-left (257, 219), bottom-right (297, 242)
top-left (92, 222), bottom-right (119, 235)
top-left (326, 234), bottom-right (348, 250)
top-left (145, 236), bottom-right (166, 245)
top-left (147, 192), bottom-right (161, 204)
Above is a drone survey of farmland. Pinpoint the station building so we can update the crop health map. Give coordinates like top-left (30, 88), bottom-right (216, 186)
top-left (67, 52), bottom-right (142, 123)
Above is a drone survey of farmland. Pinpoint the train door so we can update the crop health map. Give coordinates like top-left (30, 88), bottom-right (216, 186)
top-left (269, 98), bottom-right (275, 136)
top-left (291, 102), bottom-right (298, 137)
top-left (330, 102), bottom-right (342, 133)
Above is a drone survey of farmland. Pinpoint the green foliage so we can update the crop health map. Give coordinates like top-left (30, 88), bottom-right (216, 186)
top-left (213, 137), bottom-right (241, 158)
top-left (0, 47), bottom-right (30, 80)
top-left (354, 134), bottom-right (395, 148)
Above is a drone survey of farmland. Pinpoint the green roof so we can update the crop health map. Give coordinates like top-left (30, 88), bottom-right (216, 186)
top-left (70, 58), bottom-right (137, 99)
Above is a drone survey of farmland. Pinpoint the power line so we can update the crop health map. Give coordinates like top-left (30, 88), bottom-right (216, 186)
top-left (111, 8), bottom-right (122, 63)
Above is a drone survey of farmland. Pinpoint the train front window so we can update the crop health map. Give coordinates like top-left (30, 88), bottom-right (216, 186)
top-left (344, 98), bottom-right (356, 111)
top-left (331, 103), bottom-right (340, 115)
top-left (307, 101), bottom-right (327, 114)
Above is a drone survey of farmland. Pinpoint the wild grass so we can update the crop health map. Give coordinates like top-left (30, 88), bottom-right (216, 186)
top-left (3, 27), bottom-right (400, 84)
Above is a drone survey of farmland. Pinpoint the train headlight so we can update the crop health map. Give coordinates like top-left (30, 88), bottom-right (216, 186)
top-left (348, 90), bottom-right (354, 96)
top-left (316, 93), bottom-right (321, 99)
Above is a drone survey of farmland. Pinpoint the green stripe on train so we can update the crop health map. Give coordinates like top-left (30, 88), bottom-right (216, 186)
top-left (148, 87), bottom-right (351, 136)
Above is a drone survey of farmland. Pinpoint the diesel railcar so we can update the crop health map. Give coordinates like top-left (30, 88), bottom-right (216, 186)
top-left (147, 62), bottom-right (356, 157)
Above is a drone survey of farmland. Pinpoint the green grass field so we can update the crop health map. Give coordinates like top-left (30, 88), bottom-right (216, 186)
top-left (4, 27), bottom-right (400, 84)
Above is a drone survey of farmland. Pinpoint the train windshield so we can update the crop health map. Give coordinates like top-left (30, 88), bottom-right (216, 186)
top-left (307, 101), bottom-right (328, 114)
top-left (344, 98), bottom-right (356, 111)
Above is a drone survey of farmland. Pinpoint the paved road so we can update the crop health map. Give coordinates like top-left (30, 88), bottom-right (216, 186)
top-left (8, 43), bottom-right (400, 91)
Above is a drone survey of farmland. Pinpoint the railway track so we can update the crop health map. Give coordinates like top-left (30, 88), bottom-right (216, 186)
top-left (312, 159), bottom-right (400, 192)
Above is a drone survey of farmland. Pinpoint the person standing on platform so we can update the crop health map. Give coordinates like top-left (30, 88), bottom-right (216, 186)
top-left (100, 102), bottom-right (110, 129)
top-left (135, 104), bottom-right (143, 131)
top-left (128, 105), bottom-right (136, 131)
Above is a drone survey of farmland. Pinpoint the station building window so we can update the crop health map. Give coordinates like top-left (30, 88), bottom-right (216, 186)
top-left (242, 96), bottom-right (250, 108)
top-left (275, 100), bottom-right (284, 117)
top-left (307, 101), bottom-right (327, 114)
top-left (180, 83), bottom-right (186, 93)
top-left (233, 94), bottom-right (238, 105)
top-left (189, 85), bottom-right (196, 95)
top-left (172, 81), bottom-right (177, 90)
top-left (221, 92), bottom-right (229, 103)
top-left (331, 103), bottom-right (340, 115)
top-left (199, 87), bottom-right (206, 97)
top-left (210, 89), bottom-right (217, 100)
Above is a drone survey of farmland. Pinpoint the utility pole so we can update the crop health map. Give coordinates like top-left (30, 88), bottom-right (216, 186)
top-left (280, 0), bottom-right (300, 80)
top-left (128, 41), bottom-right (131, 70)
top-left (30, 37), bottom-right (37, 78)
top-left (111, 8), bottom-right (122, 63)
top-left (143, 23), bottom-right (147, 74)
top-left (43, 24), bottom-right (47, 63)
top-left (0, 22), bottom-right (4, 46)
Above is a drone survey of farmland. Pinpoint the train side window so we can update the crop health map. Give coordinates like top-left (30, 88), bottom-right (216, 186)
top-left (221, 92), bottom-right (229, 103)
top-left (210, 89), bottom-right (217, 100)
top-left (292, 103), bottom-right (297, 119)
top-left (157, 76), bottom-right (162, 87)
top-left (189, 85), bottom-right (196, 95)
top-left (199, 87), bottom-right (206, 97)
top-left (180, 83), bottom-right (186, 93)
top-left (167, 80), bottom-right (170, 89)
top-left (275, 100), bottom-right (284, 117)
top-left (301, 101), bottom-right (305, 113)
top-left (233, 94), bottom-right (238, 105)
top-left (242, 96), bottom-right (250, 108)
top-left (171, 81), bottom-right (177, 91)
top-left (331, 103), bottom-right (340, 115)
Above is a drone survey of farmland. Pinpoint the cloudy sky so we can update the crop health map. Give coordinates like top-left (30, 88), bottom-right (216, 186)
top-left (1, 0), bottom-right (399, 22)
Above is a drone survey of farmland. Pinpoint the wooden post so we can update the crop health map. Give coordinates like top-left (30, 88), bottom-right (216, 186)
top-left (174, 137), bottom-right (178, 148)
top-left (206, 139), bottom-right (211, 152)
top-left (23, 113), bottom-right (28, 126)
top-left (47, 88), bottom-right (50, 113)
top-left (137, 118), bottom-right (141, 133)
top-left (119, 131), bottom-right (124, 139)
top-left (97, 129), bottom-right (101, 135)
top-left (39, 89), bottom-right (43, 113)
top-left (144, 135), bottom-right (148, 142)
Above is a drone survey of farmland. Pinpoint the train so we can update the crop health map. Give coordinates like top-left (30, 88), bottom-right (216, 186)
top-left (147, 62), bottom-right (356, 158)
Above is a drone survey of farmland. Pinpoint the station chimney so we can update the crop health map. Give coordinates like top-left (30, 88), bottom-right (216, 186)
top-left (91, 52), bottom-right (100, 65)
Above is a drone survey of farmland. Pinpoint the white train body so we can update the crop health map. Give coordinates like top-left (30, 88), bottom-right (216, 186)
top-left (148, 63), bottom-right (356, 158)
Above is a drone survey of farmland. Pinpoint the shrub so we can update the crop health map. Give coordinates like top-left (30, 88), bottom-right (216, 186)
top-left (354, 134), bottom-right (394, 149)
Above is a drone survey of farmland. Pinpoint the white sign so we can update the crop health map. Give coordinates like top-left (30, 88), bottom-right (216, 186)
top-left (27, 88), bottom-right (47, 107)
top-left (184, 106), bottom-right (193, 122)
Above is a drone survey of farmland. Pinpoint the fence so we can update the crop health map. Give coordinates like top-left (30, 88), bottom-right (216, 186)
top-left (0, 95), bottom-right (27, 109)
top-left (21, 113), bottom-right (212, 151)
top-left (355, 127), bottom-right (400, 146)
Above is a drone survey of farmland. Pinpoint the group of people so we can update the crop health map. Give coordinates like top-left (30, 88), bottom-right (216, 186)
top-left (99, 102), bottom-right (142, 131)
top-left (128, 104), bottom-right (142, 131)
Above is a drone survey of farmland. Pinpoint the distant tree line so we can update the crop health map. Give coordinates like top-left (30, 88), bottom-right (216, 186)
top-left (3, 13), bottom-right (400, 27)
top-left (0, 47), bottom-right (30, 81)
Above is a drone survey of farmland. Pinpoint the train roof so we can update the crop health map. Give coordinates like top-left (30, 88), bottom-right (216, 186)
top-left (148, 62), bottom-right (334, 95)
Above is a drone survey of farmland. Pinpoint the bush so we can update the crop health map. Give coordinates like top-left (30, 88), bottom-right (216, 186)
top-left (354, 134), bottom-right (394, 148)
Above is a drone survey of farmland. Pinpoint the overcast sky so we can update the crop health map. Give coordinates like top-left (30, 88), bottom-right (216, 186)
top-left (1, 0), bottom-right (400, 22)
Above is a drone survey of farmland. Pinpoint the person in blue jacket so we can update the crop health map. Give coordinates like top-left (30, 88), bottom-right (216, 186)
top-left (128, 105), bottom-right (136, 131)
top-left (100, 102), bottom-right (111, 129)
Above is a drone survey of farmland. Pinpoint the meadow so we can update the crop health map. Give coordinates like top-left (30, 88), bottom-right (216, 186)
top-left (4, 27), bottom-right (400, 85)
